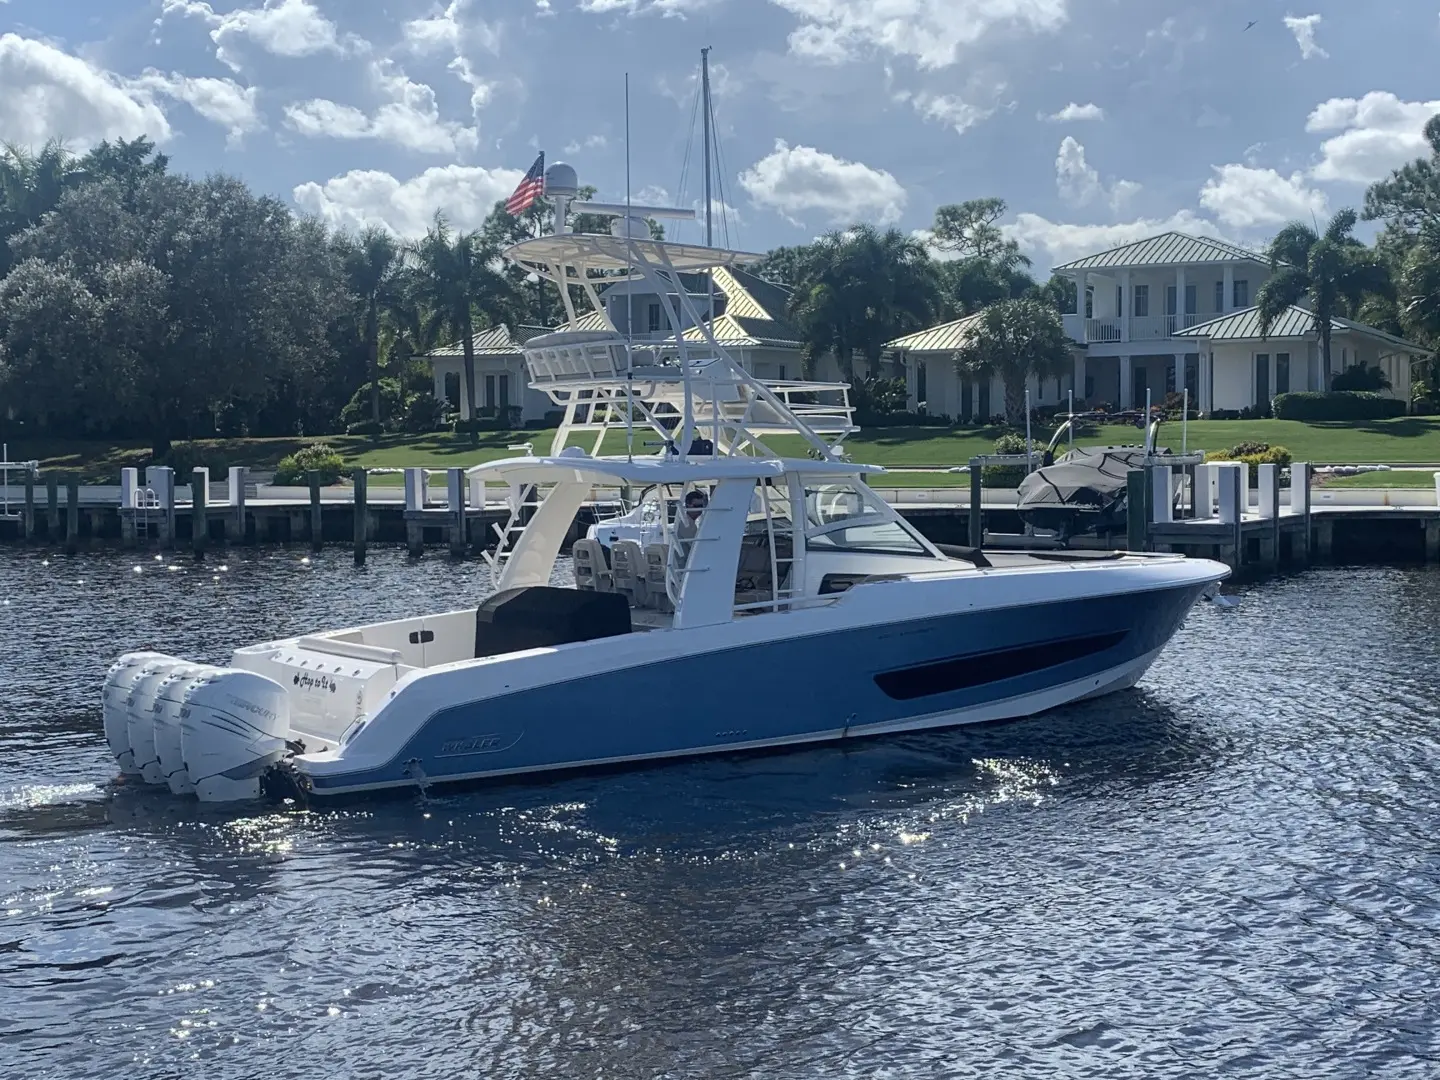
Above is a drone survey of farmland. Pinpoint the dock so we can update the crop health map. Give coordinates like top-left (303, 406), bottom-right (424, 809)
top-left (2, 461), bottom-right (1439, 569)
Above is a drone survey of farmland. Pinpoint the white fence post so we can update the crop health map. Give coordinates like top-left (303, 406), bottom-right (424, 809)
top-left (1258, 463), bottom-right (1278, 519)
top-left (404, 467), bottom-right (425, 512)
top-left (120, 467), bottom-right (139, 510)
top-left (1151, 465), bottom-right (1173, 524)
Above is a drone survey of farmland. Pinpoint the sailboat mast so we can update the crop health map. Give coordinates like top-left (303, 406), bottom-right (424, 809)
top-left (701, 46), bottom-right (713, 248)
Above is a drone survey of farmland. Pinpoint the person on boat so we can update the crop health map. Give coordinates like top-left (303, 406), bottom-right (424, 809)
top-left (676, 488), bottom-right (708, 542)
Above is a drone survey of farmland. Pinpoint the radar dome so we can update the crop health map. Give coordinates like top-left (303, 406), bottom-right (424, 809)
top-left (544, 162), bottom-right (578, 197)
top-left (610, 215), bottom-right (653, 239)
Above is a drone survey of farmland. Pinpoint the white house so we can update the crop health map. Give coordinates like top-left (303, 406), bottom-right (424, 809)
top-left (892, 230), bottom-right (1430, 418)
top-left (424, 325), bottom-right (554, 425)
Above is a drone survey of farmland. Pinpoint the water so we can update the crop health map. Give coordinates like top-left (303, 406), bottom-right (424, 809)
top-left (2, 548), bottom-right (1439, 1078)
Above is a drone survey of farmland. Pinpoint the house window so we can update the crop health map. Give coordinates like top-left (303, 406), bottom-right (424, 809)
top-left (498, 374), bottom-right (510, 407)
top-left (778, 364), bottom-right (787, 381)
top-left (484, 374), bottom-right (496, 408)
top-left (961, 382), bottom-right (974, 422)
top-left (1275, 353), bottom-right (1290, 395)
top-left (1133, 284), bottom-right (1149, 317)
top-left (1234, 279), bottom-right (1249, 307)
top-left (1255, 354), bottom-right (1270, 403)
top-left (647, 303), bottom-right (662, 333)
top-left (977, 383), bottom-right (991, 422)
top-left (443, 372), bottom-right (460, 409)
top-left (916, 362), bottom-right (926, 405)
top-left (1214, 280), bottom-right (1224, 313)
top-left (1085, 375), bottom-right (1095, 400)
top-left (1185, 284), bottom-right (1196, 316)
top-left (1166, 285), bottom-right (1177, 316)
top-left (1085, 287), bottom-right (1094, 319)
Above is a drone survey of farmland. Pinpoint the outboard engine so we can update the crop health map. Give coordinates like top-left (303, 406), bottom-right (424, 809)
top-left (127, 658), bottom-right (185, 785)
top-left (152, 664), bottom-right (214, 795)
top-left (180, 670), bottom-right (291, 803)
top-left (102, 652), bottom-right (167, 775)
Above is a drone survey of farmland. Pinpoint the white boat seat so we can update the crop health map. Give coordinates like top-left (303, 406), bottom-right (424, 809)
top-left (645, 544), bottom-right (674, 614)
top-left (734, 533), bottom-right (793, 607)
top-left (611, 540), bottom-right (651, 608)
top-left (572, 538), bottom-right (614, 593)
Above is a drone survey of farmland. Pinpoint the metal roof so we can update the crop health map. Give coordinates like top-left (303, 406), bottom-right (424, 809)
top-left (884, 312), bottom-right (984, 353)
top-left (1053, 231), bottom-right (1268, 272)
top-left (1174, 304), bottom-right (1432, 353)
top-left (425, 324), bottom-right (523, 357)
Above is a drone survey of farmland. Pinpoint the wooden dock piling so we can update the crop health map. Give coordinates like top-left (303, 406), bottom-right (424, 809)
top-left (353, 468), bottom-right (368, 564)
top-left (968, 467), bottom-right (982, 548)
top-left (45, 474), bottom-right (59, 542)
top-left (64, 475), bottom-right (80, 554)
top-left (22, 469), bottom-right (35, 542)
top-left (447, 468), bottom-right (466, 557)
top-left (1126, 470), bottom-right (1148, 553)
top-left (192, 467), bottom-right (208, 558)
top-left (308, 471), bottom-right (323, 553)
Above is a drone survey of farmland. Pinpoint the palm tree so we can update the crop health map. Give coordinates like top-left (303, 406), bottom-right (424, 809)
top-left (1256, 209), bottom-right (1394, 381)
top-left (406, 213), bottom-right (513, 442)
top-left (343, 226), bottom-right (403, 424)
top-left (787, 225), bottom-right (939, 379)
top-left (0, 140), bottom-right (84, 276)
top-left (952, 298), bottom-right (1074, 425)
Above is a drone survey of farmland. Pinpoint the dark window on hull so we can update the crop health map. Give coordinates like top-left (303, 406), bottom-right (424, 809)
top-left (873, 630), bottom-right (1129, 701)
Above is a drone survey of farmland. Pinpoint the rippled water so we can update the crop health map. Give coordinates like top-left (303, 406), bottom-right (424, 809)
top-left (2, 547), bottom-right (1440, 1078)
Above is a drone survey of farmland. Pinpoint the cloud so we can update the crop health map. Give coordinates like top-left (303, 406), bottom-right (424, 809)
top-left (0, 33), bottom-right (172, 149)
top-left (1005, 209), bottom-right (1229, 270)
top-left (1054, 136), bottom-right (1139, 211)
top-left (1043, 101), bottom-right (1103, 122)
top-left (1199, 164), bottom-right (1327, 229)
top-left (562, 133), bottom-right (608, 154)
top-left (773, 0), bottom-right (1070, 70)
top-left (126, 71), bottom-right (262, 145)
top-left (283, 61), bottom-right (477, 154)
top-left (578, 0), bottom-right (717, 13)
top-left (738, 139), bottom-right (906, 225)
top-left (292, 164), bottom-right (523, 236)
top-left (1306, 91), bottom-right (1440, 183)
top-left (1283, 14), bottom-right (1328, 61)
top-left (400, 1), bottom-right (496, 119)
top-left (903, 92), bottom-right (993, 136)
top-left (158, 0), bottom-right (351, 72)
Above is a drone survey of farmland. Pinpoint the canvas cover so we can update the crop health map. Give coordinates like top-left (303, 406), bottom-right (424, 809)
top-left (1016, 446), bottom-right (1158, 535)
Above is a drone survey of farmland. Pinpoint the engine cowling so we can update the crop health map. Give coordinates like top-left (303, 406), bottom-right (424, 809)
top-left (180, 670), bottom-right (291, 803)
top-left (126, 658), bottom-right (186, 785)
top-left (152, 664), bottom-right (214, 795)
top-left (102, 652), bottom-right (168, 775)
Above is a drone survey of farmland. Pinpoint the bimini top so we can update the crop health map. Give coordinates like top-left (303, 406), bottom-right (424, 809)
top-left (466, 450), bottom-right (884, 487)
top-left (504, 233), bottom-right (763, 276)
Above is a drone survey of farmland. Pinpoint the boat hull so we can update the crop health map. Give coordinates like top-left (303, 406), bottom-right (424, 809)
top-left (293, 575), bottom-right (1212, 799)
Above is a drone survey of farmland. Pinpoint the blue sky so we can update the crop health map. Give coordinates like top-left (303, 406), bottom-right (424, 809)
top-left (2, 0), bottom-right (1438, 272)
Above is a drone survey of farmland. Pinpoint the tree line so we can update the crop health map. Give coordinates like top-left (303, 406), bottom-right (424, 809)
top-left (2, 124), bottom-right (1439, 453)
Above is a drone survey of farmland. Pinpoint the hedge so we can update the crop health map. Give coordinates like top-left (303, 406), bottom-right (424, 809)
top-left (1205, 442), bottom-right (1292, 481)
top-left (1272, 391), bottom-right (1406, 421)
top-left (274, 444), bottom-right (346, 485)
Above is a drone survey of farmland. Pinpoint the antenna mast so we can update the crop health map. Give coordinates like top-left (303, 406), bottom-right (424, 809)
top-left (701, 46), bottom-right (713, 248)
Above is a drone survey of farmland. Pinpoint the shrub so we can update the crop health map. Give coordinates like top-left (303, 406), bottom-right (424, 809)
top-left (983, 432), bottom-right (1036, 489)
top-left (1331, 363), bottom-right (1390, 392)
top-left (159, 442), bottom-right (229, 479)
top-left (1206, 442), bottom-right (1292, 482)
top-left (274, 443), bottom-right (346, 485)
top-left (339, 379), bottom-right (407, 429)
top-left (852, 376), bottom-right (909, 424)
top-left (397, 393), bottom-right (446, 433)
top-left (345, 420), bottom-right (384, 436)
top-left (1272, 391), bottom-right (1406, 421)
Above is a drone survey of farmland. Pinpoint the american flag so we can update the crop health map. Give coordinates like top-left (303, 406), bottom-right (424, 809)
top-left (505, 152), bottom-right (545, 215)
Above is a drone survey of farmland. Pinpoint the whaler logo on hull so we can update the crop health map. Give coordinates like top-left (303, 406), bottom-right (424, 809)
top-left (438, 732), bottom-right (523, 758)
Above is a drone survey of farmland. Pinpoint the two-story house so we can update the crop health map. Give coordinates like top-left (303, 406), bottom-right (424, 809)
top-left (890, 231), bottom-right (1429, 420)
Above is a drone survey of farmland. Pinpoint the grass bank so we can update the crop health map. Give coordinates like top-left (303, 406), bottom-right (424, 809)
top-left (14, 417), bottom-right (1440, 483)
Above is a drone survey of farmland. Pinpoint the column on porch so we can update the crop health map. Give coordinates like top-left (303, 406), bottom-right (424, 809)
top-left (458, 364), bottom-right (472, 419)
top-left (1176, 267), bottom-right (1188, 332)
top-left (1199, 351), bottom-right (1212, 414)
top-left (1119, 354), bottom-right (1133, 409)
top-left (1120, 269), bottom-right (1131, 343)
top-left (1078, 272), bottom-right (1089, 342)
top-left (1174, 353), bottom-right (1186, 405)
top-left (1223, 265), bottom-right (1235, 314)
top-left (432, 364), bottom-right (446, 404)
top-left (1072, 350), bottom-right (1086, 405)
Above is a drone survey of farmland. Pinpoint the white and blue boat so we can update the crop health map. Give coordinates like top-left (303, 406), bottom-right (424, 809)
top-left (100, 161), bottom-right (1228, 805)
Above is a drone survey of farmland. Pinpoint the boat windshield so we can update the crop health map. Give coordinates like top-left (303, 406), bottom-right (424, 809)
top-left (802, 479), bottom-right (931, 556)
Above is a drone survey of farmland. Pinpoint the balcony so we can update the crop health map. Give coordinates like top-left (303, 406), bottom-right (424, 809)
top-left (1064, 312), bottom-right (1211, 344)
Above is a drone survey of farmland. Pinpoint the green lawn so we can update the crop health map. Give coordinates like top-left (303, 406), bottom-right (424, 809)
top-left (1320, 470), bottom-right (1440, 489)
top-left (15, 417), bottom-right (1440, 483)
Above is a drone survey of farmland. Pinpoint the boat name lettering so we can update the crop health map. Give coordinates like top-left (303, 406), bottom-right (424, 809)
top-left (438, 733), bottom-right (517, 756)
top-left (293, 673), bottom-right (338, 693)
